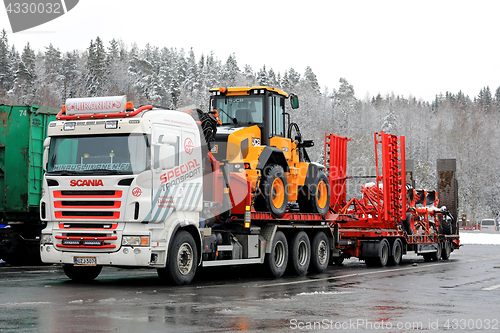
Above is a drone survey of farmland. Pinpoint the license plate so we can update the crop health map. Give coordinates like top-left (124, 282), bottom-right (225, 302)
top-left (74, 257), bottom-right (96, 266)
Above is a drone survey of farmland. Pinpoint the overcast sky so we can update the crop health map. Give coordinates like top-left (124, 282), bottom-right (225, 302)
top-left (2, 0), bottom-right (500, 101)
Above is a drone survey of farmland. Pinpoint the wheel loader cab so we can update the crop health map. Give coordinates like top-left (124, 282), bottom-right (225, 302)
top-left (209, 87), bottom-right (330, 218)
top-left (209, 87), bottom-right (288, 147)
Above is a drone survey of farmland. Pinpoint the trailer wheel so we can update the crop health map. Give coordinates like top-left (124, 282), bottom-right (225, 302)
top-left (255, 165), bottom-right (288, 218)
top-left (441, 241), bottom-right (451, 260)
top-left (310, 231), bottom-right (330, 273)
top-left (298, 172), bottom-right (330, 216)
top-left (365, 238), bottom-right (389, 267)
top-left (288, 231), bottom-right (311, 276)
top-left (63, 264), bottom-right (102, 282)
top-left (265, 231), bottom-right (288, 278)
top-left (431, 243), bottom-right (442, 261)
top-left (158, 231), bottom-right (198, 285)
top-left (389, 238), bottom-right (403, 265)
top-left (431, 242), bottom-right (442, 261)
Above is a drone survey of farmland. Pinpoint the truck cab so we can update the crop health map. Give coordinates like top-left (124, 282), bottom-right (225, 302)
top-left (40, 96), bottom-right (204, 284)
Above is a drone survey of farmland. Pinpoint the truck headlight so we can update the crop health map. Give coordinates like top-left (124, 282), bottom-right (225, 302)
top-left (41, 234), bottom-right (52, 244)
top-left (122, 236), bottom-right (149, 246)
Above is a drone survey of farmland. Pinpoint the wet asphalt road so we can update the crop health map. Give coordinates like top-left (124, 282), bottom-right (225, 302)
top-left (1, 243), bottom-right (500, 332)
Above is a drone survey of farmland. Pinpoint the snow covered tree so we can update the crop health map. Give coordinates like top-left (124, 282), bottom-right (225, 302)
top-left (85, 37), bottom-right (107, 96)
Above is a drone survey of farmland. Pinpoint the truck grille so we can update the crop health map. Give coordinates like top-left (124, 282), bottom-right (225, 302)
top-left (54, 223), bottom-right (120, 251)
top-left (53, 190), bottom-right (122, 220)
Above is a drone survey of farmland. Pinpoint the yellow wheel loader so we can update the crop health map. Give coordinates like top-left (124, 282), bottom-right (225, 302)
top-left (209, 87), bottom-right (330, 217)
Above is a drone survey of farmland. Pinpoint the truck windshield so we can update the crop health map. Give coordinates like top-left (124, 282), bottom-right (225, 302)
top-left (47, 134), bottom-right (149, 175)
top-left (213, 96), bottom-right (264, 126)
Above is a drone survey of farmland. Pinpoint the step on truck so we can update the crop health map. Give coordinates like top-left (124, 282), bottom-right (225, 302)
top-left (324, 132), bottom-right (460, 266)
top-left (40, 94), bottom-right (340, 284)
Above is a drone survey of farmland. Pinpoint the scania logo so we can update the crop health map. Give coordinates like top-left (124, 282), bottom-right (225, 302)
top-left (70, 179), bottom-right (104, 187)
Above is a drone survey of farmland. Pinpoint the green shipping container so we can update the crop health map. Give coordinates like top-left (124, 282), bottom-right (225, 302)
top-left (0, 104), bottom-right (59, 263)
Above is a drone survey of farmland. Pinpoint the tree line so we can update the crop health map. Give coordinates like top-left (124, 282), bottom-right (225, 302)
top-left (1, 30), bottom-right (499, 222)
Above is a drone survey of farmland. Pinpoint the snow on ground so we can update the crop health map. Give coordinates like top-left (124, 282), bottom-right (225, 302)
top-left (460, 231), bottom-right (500, 245)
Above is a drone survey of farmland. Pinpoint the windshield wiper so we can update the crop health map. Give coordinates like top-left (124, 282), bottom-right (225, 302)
top-left (218, 107), bottom-right (239, 126)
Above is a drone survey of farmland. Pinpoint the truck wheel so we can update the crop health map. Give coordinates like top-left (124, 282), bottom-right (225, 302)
top-left (288, 231), bottom-right (311, 276)
top-left (389, 239), bottom-right (403, 265)
top-left (298, 172), bottom-right (330, 215)
top-left (431, 242), bottom-right (442, 261)
top-left (310, 231), bottom-right (330, 273)
top-left (265, 231), bottom-right (288, 278)
top-left (255, 165), bottom-right (288, 218)
top-left (441, 241), bottom-right (451, 260)
top-left (158, 231), bottom-right (198, 285)
top-left (63, 264), bottom-right (102, 282)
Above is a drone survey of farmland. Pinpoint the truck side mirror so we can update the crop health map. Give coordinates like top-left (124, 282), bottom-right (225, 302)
top-left (290, 94), bottom-right (299, 109)
top-left (43, 137), bottom-right (51, 171)
top-left (159, 144), bottom-right (175, 170)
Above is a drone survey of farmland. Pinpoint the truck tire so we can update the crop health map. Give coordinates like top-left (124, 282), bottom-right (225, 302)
top-left (255, 165), bottom-right (288, 218)
top-left (265, 231), bottom-right (288, 278)
top-left (288, 231), bottom-right (311, 276)
top-left (309, 231), bottom-right (330, 273)
top-left (158, 231), bottom-right (198, 285)
top-left (63, 264), bottom-right (102, 282)
top-left (298, 172), bottom-right (330, 216)
top-left (441, 241), bottom-right (451, 260)
top-left (389, 238), bottom-right (403, 265)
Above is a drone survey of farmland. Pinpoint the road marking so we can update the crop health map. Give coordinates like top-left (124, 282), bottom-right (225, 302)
top-left (482, 284), bottom-right (500, 291)
top-left (259, 255), bottom-right (500, 288)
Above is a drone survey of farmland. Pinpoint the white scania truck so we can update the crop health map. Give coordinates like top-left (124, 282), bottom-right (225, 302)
top-left (39, 95), bottom-right (338, 285)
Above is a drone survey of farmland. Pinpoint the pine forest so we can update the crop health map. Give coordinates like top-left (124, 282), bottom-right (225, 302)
top-left (0, 31), bottom-right (498, 222)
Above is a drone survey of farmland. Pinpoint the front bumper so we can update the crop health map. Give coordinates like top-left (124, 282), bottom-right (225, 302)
top-left (40, 243), bottom-right (165, 267)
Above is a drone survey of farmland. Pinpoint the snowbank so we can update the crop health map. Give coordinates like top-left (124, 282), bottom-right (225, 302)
top-left (459, 231), bottom-right (500, 245)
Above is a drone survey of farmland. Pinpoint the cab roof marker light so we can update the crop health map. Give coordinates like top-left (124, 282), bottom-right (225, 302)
top-left (105, 121), bottom-right (118, 129)
top-left (63, 122), bottom-right (75, 131)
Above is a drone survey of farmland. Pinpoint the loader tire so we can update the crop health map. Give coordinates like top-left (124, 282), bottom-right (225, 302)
top-left (255, 165), bottom-right (288, 218)
top-left (298, 172), bottom-right (330, 215)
